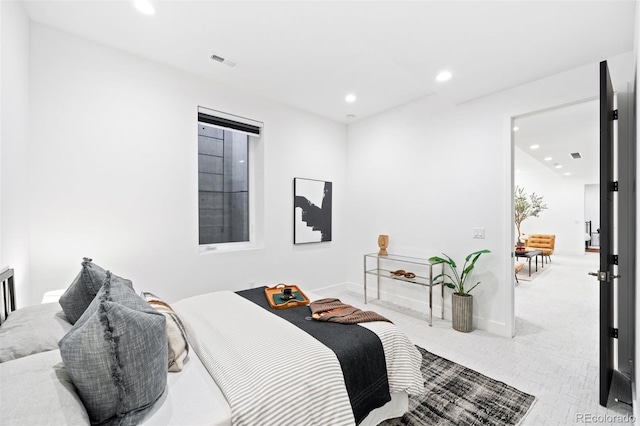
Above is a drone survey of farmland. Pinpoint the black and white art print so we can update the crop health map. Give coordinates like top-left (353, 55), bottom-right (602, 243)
top-left (294, 178), bottom-right (332, 244)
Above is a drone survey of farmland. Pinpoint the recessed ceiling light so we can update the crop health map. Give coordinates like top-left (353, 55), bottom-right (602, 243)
top-left (513, 126), bottom-right (519, 131)
top-left (564, 172), bottom-right (571, 176)
top-left (133, 0), bottom-right (155, 15)
top-left (544, 157), bottom-right (553, 161)
top-left (554, 164), bottom-right (563, 169)
top-left (436, 71), bottom-right (452, 82)
top-left (530, 144), bottom-right (540, 150)
top-left (346, 114), bottom-right (356, 119)
top-left (345, 94), bottom-right (357, 103)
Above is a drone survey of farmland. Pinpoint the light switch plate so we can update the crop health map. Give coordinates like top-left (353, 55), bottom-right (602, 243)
top-left (473, 227), bottom-right (485, 239)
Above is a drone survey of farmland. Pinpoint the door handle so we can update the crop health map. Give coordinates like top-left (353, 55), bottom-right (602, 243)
top-left (589, 271), bottom-right (620, 281)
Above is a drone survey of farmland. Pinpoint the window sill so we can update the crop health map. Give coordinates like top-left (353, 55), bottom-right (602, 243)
top-left (199, 242), bottom-right (265, 254)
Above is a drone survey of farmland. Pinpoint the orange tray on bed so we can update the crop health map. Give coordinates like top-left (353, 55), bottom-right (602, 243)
top-left (264, 284), bottom-right (310, 309)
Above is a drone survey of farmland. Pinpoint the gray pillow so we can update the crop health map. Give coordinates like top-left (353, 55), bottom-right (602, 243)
top-left (59, 257), bottom-right (106, 324)
top-left (59, 258), bottom-right (132, 324)
top-left (0, 349), bottom-right (89, 425)
top-left (0, 302), bottom-right (72, 362)
top-left (59, 271), bottom-right (167, 425)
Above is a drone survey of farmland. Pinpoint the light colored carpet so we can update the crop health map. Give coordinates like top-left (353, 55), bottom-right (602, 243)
top-left (516, 260), bottom-right (551, 282)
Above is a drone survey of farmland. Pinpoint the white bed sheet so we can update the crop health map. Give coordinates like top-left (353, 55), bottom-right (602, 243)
top-left (150, 289), bottom-right (414, 426)
top-left (142, 350), bottom-right (232, 426)
top-left (4, 290), bottom-right (411, 425)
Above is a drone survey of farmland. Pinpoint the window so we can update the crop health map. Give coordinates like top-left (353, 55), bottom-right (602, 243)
top-left (197, 107), bottom-right (261, 246)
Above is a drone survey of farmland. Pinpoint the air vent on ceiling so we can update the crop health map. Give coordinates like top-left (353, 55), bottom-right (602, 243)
top-left (210, 54), bottom-right (237, 68)
top-left (570, 152), bottom-right (583, 159)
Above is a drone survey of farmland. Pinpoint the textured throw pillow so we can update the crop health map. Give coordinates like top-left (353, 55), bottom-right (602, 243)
top-left (59, 272), bottom-right (167, 425)
top-left (141, 292), bottom-right (189, 372)
top-left (0, 303), bottom-right (72, 362)
top-left (59, 257), bottom-right (134, 324)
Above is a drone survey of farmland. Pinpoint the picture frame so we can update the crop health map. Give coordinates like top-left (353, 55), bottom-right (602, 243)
top-left (293, 178), bottom-right (332, 244)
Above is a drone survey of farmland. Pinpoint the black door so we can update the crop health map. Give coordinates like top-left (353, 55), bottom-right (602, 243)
top-left (597, 60), bottom-right (615, 407)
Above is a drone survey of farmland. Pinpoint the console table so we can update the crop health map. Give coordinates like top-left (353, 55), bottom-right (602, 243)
top-left (363, 253), bottom-right (444, 326)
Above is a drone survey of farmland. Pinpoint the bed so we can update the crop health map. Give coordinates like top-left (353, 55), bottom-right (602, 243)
top-left (0, 261), bottom-right (424, 425)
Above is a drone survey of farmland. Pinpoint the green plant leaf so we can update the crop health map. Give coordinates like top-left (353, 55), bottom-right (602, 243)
top-left (462, 250), bottom-right (490, 276)
top-left (464, 249), bottom-right (491, 262)
top-left (441, 253), bottom-right (456, 269)
top-left (467, 281), bottom-right (481, 293)
top-left (514, 186), bottom-right (547, 237)
top-left (431, 249), bottom-right (490, 296)
top-left (434, 273), bottom-right (455, 284)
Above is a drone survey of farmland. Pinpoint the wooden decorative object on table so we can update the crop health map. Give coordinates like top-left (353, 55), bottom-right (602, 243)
top-left (378, 234), bottom-right (389, 256)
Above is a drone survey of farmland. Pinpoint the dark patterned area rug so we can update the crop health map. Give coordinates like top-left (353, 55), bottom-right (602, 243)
top-left (379, 346), bottom-right (536, 426)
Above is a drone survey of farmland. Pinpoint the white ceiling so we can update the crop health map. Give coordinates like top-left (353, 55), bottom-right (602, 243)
top-left (514, 99), bottom-right (599, 183)
top-left (22, 0), bottom-right (636, 124)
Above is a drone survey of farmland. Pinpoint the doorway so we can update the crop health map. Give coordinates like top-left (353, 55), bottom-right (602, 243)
top-left (510, 89), bottom-right (635, 410)
top-left (512, 98), bottom-right (599, 259)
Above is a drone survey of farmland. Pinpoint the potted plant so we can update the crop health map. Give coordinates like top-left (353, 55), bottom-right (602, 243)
top-left (428, 249), bottom-right (490, 332)
top-left (514, 185), bottom-right (547, 245)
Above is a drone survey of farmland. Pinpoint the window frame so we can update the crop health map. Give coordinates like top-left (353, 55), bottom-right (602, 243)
top-left (197, 106), bottom-right (264, 253)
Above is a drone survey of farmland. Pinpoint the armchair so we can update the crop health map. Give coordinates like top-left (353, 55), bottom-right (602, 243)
top-left (525, 234), bottom-right (555, 264)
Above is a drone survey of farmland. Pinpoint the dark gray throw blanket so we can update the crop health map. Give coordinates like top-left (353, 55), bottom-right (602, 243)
top-left (237, 287), bottom-right (391, 425)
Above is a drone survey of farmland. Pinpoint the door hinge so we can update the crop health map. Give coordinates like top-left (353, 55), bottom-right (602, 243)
top-left (613, 110), bottom-right (619, 120)
top-left (612, 255), bottom-right (619, 265)
top-left (611, 181), bottom-right (619, 192)
top-left (613, 328), bottom-right (619, 338)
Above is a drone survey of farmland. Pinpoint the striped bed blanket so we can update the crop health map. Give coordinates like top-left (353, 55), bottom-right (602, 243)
top-left (174, 290), bottom-right (424, 426)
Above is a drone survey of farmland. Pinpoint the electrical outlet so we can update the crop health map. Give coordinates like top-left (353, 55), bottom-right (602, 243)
top-left (473, 227), bottom-right (485, 239)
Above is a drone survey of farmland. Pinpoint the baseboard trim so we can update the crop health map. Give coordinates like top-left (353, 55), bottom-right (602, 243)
top-left (345, 281), bottom-right (509, 337)
top-left (310, 282), bottom-right (350, 293)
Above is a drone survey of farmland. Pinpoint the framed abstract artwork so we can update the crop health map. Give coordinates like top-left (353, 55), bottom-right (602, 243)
top-left (293, 178), bottom-right (332, 244)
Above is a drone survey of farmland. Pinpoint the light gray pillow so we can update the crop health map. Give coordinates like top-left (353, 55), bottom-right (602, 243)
top-left (0, 349), bottom-right (89, 425)
top-left (0, 302), bottom-right (72, 362)
top-left (59, 272), bottom-right (167, 425)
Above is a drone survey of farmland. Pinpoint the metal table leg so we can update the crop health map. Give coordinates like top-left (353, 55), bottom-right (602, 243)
top-left (363, 255), bottom-right (367, 304)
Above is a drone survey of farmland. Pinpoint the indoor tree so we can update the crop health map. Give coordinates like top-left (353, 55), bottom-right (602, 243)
top-left (514, 185), bottom-right (548, 243)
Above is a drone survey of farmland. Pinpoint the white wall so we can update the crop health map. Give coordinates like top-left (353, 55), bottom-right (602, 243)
top-left (515, 147), bottom-right (586, 255)
top-left (346, 51), bottom-right (634, 337)
top-left (5, 9), bottom-right (637, 339)
top-left (25, 23), bottom-right (348, 305)
top-left (0, 1), bottom-right (30, 307)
